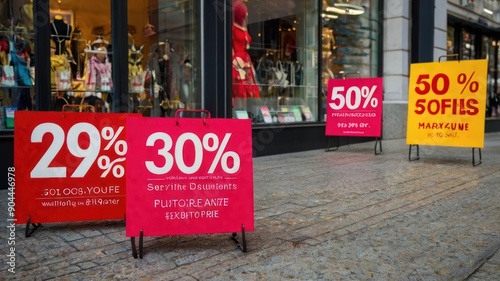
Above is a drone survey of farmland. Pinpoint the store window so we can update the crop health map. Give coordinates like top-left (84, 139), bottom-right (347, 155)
top-left (46, 0), bottom-right (200, 116)
top-left (447, 26), bottom-right (456, 57)
top-left (462, 30), bottom-right (475, 60)
top-left (48, 0), bottom-right (112, 112)
top-left (0, 0), bottom-right (35, 130)
top-left (494, 39), bottom-right (500, 117)
top-left (321, 0), bottom-right (379, 120)
top-left (482, 35), bottom-right (495, 117)
top-left (232, 0), bottom-right (319, 124)
top-left (127, 0), bottom-right (201, 117)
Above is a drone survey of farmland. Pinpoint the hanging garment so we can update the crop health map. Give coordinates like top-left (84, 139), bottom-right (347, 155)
top-left (10, 40), bottom-right (32, 86)
top-left (16, 87), bottom-right (32, 110)
top-left (86, 55), bottom-right (112, 92)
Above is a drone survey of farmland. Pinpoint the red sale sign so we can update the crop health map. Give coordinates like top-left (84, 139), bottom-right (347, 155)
top-left (326, 77), bottom-right (383, 137)
top-left (126, 117), bottom-right (254, 237)
top-left (14, 111), bottom-right (133, 224)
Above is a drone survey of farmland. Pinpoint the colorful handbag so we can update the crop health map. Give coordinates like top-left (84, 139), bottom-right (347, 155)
top-left (100, 76), bottom-right (112, 92)
top-left (1, 65), bottom-right (16, 86)
top-left (56, 69), bottom-right (71, 90)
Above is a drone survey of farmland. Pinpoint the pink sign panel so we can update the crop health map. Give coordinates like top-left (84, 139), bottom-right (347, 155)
top-left (326, 77), bottom-right (383, 137)
top-left (125, 117), bottom-right (254, 237)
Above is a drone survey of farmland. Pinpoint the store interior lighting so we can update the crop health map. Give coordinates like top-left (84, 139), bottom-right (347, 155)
top-left (483, 8), bottom-right (494, 15)
top-left (326, 2), bottom-right (365, 16)
top-left (322, 13), bottom-right (339, 19)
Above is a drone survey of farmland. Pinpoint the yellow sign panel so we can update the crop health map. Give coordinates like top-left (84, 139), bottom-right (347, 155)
top-left (407, 59), bottom-right (487, 148)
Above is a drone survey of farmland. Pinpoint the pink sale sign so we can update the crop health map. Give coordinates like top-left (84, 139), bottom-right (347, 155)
top-left (125, 117), bottom-right (254, 237)
top-left (325, 77), bottom-right (383, 137)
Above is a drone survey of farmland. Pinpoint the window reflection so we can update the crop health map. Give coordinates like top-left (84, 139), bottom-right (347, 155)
top-left (234, 0), bottom-right (320, 124)
top-left (128, 0), bottom-right (199, 116)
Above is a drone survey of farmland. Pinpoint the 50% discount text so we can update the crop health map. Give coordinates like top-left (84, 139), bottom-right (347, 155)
top-left (30, 122), bottom-right (127, 179)
top-left (328, 85), bottom-right (379, 111)
top-left (412, 71), bottom-right (481, 116)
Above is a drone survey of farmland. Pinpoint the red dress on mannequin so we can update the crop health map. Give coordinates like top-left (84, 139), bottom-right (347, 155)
top-left (232, 24), bottom-right (260, 98)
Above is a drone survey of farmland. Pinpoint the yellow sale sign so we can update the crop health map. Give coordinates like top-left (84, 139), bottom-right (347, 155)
top-left (407, 59), bottom-right (487, 148)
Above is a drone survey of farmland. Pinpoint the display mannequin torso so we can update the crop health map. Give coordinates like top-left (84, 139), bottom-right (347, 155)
top-left (51, 17), bottom-right (72, 55)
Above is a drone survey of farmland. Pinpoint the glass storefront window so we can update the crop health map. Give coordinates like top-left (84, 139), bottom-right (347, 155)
top-left (491, 39), bottom-right (500, 117)
top-left (447, 26), bottom-right (456, 56)
top-left (1, 0), bottom-right (35, 130)
top-left (462, 30), bottom-right (475, 60)
top-left (45, 0), bottom-right (200, 116)
top-left (232, 0), bottom-right (319, 124)
top-left (448, 22), bottom-right (500, 118)
top-left (320, 0), bottom-right (379, 121)
top-left (128, 0), bottom-right (201, 117)
top-left (49, 0), bottom-right (112, 112)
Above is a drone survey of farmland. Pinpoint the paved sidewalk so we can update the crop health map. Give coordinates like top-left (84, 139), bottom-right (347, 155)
top-left (1, 133), bottom-right (500, 280)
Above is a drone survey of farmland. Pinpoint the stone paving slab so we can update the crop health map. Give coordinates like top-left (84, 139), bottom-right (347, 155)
top-left (1, 133), bottom-right (500, 280)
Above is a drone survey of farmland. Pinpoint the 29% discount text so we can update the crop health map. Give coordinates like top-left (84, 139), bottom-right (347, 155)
top-left (326, 78), bottom-right (383, 137)
top-left (14, 112), bottom-right (131, 224)
top-left (29, 122), bottom-right (127, 179)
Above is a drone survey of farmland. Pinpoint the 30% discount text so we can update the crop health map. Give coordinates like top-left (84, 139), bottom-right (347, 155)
top-left (412, 71), bottom-right (481, 116)
top-left (30, 122), bottom-right (127, 179)
top-left (145, 132), bottom-right (241, 175)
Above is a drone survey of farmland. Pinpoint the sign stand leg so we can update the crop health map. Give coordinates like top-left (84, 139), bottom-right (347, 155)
top-left (374, 137), bottom-right (382, 155)
top-left (25, 216), bottom-right (42, 238)
top-left (131, 237), bottom-right (137, 258)
top-left (472, 148), bottom-right (482, 166)
top-left (231, 224), bottom-right (247, 253)
top-left (409, 144), bottom-right (420, 161)
top-left (131, 230), bottom-right (144, 259)
top-left (325, 136), bottom-right (339, 152)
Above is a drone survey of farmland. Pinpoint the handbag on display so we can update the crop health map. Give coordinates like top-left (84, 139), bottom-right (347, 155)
top-left (56, 69), bottom-right (72, 90)
top-left (232, 57), bottom-right (247, 80)
top-left (100, 76), bottom-right (112, 92)
top-left (273, 61), bottom-right (288, 88)
top-left (51, 55), bottom-right (68, 86)
top-left (295, 62), bottom-right (303, 86)
top-left (1, 65), bottom-right (16, 86)
top-left (130, 72), bottom-right (145, 93)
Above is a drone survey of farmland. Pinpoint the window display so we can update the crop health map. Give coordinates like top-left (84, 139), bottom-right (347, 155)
top-left (234, 0), bottom-right (319, 124)
top-left (48, 0), bottom-right (112, 112)
top-left (321, 0), bottom-right (379, 121)
top-left (0, 0), bottom-right (35, 130)
top-left (128, 0), bottom-right (200, 116)
top-left (448, 20), bottom-right (500, 120)
top-left (232, 1), bottom-right (260, 99)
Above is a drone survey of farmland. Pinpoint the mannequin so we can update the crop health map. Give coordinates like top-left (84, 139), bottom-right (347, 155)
top-left (232, 0), bottom-right (260, 99)
top-left (159, 39), bottom-right (180, 102)
top-left (19, 0), bottom-right (34, 31)
top-left (0, 0), bottom-right (10, 28)
top-left (51, 15), bottom-right (72, 55)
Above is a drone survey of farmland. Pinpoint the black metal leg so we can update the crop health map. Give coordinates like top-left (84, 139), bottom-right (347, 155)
top-left (326, 136), bottom-right (339, 152)
top-left (472, 148), bottom-right (482, 166)
top-left (231, 225), bottom-right (248, 253)
top-left (139, 230), bottom-right (144, 259)
top-left (374, 137), bottom-right (382, 155)
top-left (409, 144), bottom-right (420, 161)
top-left (25, 216), bottom-right (42, 238)
top-left (131, 237), bottom-right (137, 259)
top-left (130, 230), bottom-right (144, 259)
